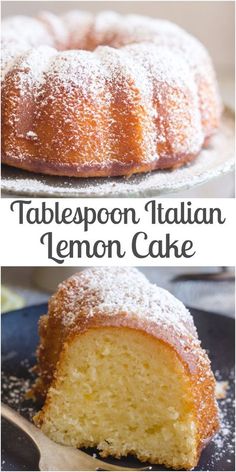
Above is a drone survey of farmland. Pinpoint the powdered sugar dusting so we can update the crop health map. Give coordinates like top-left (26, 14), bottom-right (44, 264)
top-left (91, 11), bottom-right (184, 48)
top-left (1, 371), bottom-right (36, 420)
top-left (2, 9), bottom-right (222, 178)
top-left (50, 268), bottom-right (199, 353)
top-left (62, 10), bottom-right (93, 50)
top-left (2, 365), bottom-right (234, 469)
top-left (123, 42), bottom-right (203, 154)
top-left (209, 368), bottom-right (235, 468)
top-left (37, 11), bottom-right (68, 50)
top-left (26, 131), bottom-right (38, 140)
top-left (216, 380), bottom-right (229, 400)
top-left (1, 15), bottom-right (53, 47)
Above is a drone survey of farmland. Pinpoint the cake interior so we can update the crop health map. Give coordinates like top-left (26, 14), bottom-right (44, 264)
top-left (36, 327), bottom-right (198, 469)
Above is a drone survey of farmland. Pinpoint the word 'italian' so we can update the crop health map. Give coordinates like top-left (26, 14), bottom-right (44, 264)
top-left (10, 200), bottom-right (225, 232)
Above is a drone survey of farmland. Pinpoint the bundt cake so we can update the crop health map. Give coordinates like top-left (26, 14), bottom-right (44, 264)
top-left (32, 267), bottom-right (219, 470)
top-left (2, 11), bottom-right (222, 178)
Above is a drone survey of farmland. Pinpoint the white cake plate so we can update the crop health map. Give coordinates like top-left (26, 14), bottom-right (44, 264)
top-left (1, 107), bottom-right (234, 198)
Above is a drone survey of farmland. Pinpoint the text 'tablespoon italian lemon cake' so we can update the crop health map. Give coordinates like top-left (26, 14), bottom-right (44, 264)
top-left (32, 267), bottom-right (219, 469)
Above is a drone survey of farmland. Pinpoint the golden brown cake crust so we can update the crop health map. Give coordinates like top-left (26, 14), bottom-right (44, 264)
top-left (2, 12), bottom-right (222, 178)
top-left (32, 268), bottom-right (219, 466)
top-left (1, 151), bottom-right (196, 178)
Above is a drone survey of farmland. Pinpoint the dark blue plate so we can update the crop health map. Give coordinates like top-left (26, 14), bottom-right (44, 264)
top-left (1, 304), bottom-right (235, 471)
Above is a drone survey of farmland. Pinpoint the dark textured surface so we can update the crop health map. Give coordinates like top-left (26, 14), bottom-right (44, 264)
top-left (1, 303), bottom-right (235, 471)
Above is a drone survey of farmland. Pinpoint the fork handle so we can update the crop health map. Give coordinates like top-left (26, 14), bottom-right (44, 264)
top-left (1, 402), bottom-right (41, 446)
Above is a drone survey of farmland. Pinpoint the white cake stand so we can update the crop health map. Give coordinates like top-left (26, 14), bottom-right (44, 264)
top-left (1, 107), bottom-right (234, 198)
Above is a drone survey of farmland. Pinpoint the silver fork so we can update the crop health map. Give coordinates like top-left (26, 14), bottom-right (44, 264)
top-left (1, 403), bottom-right (150, 471)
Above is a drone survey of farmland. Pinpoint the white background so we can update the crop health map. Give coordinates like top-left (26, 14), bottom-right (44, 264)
top-left (1, 198), bottom-right (235, 266)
